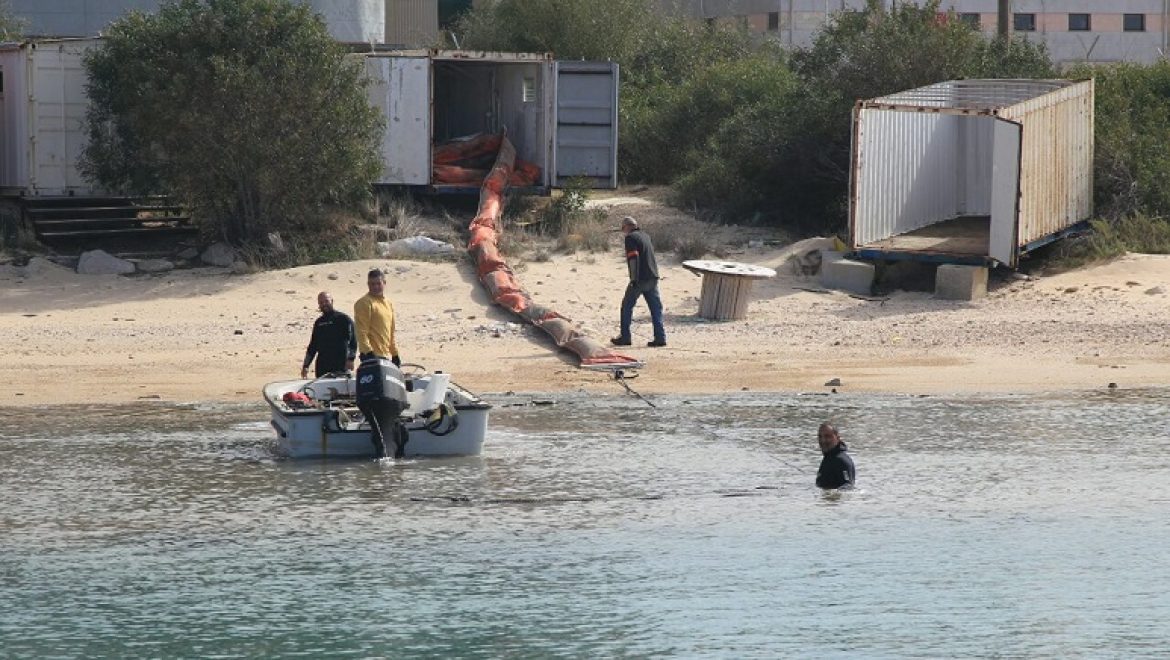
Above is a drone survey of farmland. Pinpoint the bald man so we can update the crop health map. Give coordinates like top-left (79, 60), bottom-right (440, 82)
top-left (301, 292), bottom-right (357, 378)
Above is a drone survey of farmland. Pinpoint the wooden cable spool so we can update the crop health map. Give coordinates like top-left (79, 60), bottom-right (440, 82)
top-left (682, 260), bottom-right (777, 321)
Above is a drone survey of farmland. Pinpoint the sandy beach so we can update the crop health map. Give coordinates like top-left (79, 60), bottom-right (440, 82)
top-left (3, 194), bottom-right (1169, 406)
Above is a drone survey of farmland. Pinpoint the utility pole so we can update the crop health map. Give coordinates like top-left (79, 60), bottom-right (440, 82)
top-left (998, 0), bottom-right (1012, 41)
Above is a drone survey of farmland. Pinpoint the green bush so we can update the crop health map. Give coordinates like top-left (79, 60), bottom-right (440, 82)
top-left (81, 0), bottom-right (383, 246)
top-left (455, 0), bottom-right (653, 63)
top-left (454, 0), bottom-right (759, 185)
top-left (455, 0), bottom-right (1057, 234)
top-left (780, 0), bottom-right (1054, 230)
top-left (626, 54), bottom-right (796, 189)
top-left (1068, 61), bottom-right (1170, 221)
top-left (1045, 214), bottom-right (1170, 270)
top-left (0, 1), bottom-right (23, 39)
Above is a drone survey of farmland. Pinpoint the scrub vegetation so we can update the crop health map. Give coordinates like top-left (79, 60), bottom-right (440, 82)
top-left (1049, 61), bottom-right (1170, 263)
top-left (80, 0), bottom-right (383, 255)
top-left (13, 0), bottom-right (1159, 266)
top-left (457, 0), bottom-right (1050, 231)
top-left (457, 0), bottom-right (1170, 261)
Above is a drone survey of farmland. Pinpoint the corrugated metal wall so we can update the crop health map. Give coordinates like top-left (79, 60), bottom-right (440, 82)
top-left (386, 0), bottom-right (439, 46)
top-left (852, 110), bottom-right (994, 246)
top-left (1000, 80), bottom-right (1094, 247)
top-left (0, 40), bottom-right (96, 195)
top-left (0, 47), bottom-right (30, 191)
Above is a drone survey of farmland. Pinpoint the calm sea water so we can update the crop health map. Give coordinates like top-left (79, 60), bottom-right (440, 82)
top-left (2, 388), bottom-right (1170, 658)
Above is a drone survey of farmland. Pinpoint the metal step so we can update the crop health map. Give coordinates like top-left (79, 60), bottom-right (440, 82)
top-left (36, 226), bottom-right (198, 239)
top-left (27, 204), bottom-right (184, 219)
top-left (34, 216), bottom-right (192, 230)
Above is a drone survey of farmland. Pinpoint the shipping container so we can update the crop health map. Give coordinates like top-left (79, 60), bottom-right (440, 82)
top-left (0, 38), bottom-right (99, 197)
top-left (364, 49), bottom-right (619, 192)
top-left (849, 79), bottom-right (1094, 268)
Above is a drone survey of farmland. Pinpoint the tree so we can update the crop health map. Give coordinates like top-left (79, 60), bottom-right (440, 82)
top-left (0, 0), bottom-right (24, 39)
top-left (777, 0), bottom-right (1054, 229)
top-left (81, 0), bottom-right (384, 245)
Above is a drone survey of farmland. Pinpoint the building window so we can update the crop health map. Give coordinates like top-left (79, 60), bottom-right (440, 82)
top-left (1124, 14), bottom-right (1146, 32)
top-left (768, 11), bottom-right (779, 32)
top-left (958, 13), bottom-right (980, 30)
top-left (1068, 13), bottom-right (1091, 31)
top-left (1014, 13), bottom-right (1036, 32)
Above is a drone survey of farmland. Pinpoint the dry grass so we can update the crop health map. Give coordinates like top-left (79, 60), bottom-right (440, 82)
top-left (555, 209), bottom-right (612, 254)
top-left (646, 224), bottom-right (716, 261)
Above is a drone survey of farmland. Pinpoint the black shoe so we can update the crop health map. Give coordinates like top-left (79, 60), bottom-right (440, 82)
top-left (647, 339), bottom-right (667, 347)
top-left (611, 336), bottom-right (632, 346)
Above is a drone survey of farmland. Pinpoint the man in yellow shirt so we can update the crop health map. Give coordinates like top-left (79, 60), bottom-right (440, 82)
top-left (354, 268), bottom-right (401, 367)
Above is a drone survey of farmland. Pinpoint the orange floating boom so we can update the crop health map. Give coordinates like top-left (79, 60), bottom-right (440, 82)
top-left (466, 133), bottom-right (641, 368)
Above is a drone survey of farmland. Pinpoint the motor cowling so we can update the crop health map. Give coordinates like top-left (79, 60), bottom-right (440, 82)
top-left (356, 357), bottom-right (409, 459)
top-left (356, 357), bottom-right (408, 407)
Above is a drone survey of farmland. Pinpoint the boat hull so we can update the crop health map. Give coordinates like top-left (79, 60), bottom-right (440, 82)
top-left (263, 374), bottom-right (490, 459)
top-left (270, 407), bottom-right (488, 458)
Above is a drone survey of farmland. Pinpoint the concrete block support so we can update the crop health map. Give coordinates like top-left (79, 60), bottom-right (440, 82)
top-left (819, 255), bottom-right (875, 296)
top-left (935, 264), bottom-right (988, 301)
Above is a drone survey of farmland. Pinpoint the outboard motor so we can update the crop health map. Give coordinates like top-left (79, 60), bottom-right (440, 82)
top-left (356, 356), bottom-right (409, 458)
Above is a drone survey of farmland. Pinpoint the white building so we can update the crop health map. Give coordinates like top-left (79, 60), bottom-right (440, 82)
top-left (7, 0), bottom-right (387, 44)
top-left (668, 1), bottom-right (1170, 66)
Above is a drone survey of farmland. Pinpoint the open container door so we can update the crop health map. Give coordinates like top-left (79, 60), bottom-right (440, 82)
top-left (368, 55), bottom-right (430, 185)
top-left (989, 118), bottom-right (1022, 267)
top-left (552, 60), bottom-right (618, 189)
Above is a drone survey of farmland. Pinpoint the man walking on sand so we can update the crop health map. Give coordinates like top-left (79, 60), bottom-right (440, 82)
top-left (612, 216), bottom-right (666, 348)
top-left (354, 268), bottom-right (401, 367)
top-left (301, 292), bottom-right (356, 378)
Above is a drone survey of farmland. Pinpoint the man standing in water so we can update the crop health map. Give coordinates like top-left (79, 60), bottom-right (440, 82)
top-left (611, 216), bottom-right (666, 348)
top-left (354, 268), bottom-right (400, 366)
top-left (816, 422), bottom-right (856, 489)
top-left (300, 292), bottom-right (356, 378)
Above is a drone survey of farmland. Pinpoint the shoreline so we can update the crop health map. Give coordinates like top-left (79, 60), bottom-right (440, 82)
top-left (4, 246), bottom-right (1169, 407)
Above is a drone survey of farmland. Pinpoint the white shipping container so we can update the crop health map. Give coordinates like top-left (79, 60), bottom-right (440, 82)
top-left (364, 49), bottom-right (619, 191)
top-left (0, 38), bottom-right (99, 197)
top-left (849, 79), bottom-right (1094, 268)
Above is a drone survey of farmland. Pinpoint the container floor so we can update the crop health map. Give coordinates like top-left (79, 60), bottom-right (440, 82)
top-left (861, 215), bottom-right (989, 256)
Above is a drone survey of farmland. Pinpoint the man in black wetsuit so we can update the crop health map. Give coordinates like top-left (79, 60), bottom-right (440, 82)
top-left (816, 422), bottom-right (856, 489)
top-left (301, 292), bottom-right (357, 378)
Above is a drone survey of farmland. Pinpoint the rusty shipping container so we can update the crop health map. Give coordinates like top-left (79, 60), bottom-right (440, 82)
top-left (849, 79), bottom-right (1094, 268)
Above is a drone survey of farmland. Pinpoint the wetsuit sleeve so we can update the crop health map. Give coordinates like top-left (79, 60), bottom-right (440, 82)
top-left (344, 314), bottom-right (357, 361)
top-left (302, 321), bottom-right (320, 370)
top-left (624, 234), bottom-right (638, 283)
top-left (354, 298), bottom-right (372, 356)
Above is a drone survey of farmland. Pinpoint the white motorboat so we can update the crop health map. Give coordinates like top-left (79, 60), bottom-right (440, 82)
top-left (263, 365), bottom-right (490, 458)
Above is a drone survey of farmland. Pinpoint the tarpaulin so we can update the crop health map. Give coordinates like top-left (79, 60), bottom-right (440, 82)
top-left (434, 133), bottom-right (541, 187)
